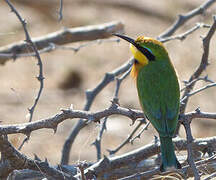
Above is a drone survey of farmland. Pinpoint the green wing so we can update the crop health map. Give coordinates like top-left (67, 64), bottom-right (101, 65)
top-left (137, 59), bottom-right (180, 137)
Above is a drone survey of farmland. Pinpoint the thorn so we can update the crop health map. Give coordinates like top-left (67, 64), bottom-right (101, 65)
top-left (110, 99), bottom-right (119, 109)
top-left (101, 155), bottom-right (110, 165)
top-left (204, 75), bottom-right (208, 80)
top-left (107, 149), bottom-right (115, 155)
top-left (137, 118), bottom-right (146, 124)
top-left (60, 108), bottom-right (70, 114)
top-left (25, 112), bottom-right (31, 120)
top-left (182, 80), bottom-right (188, 84)
top-left (111, 98), bottom-right (119, 106)
top-left (69, 104), bottom-right (74, 111)
top-left (34, 154), bottom-right (41, 161)
top-left (154, 135), bottom-right (159, 144)
top-left (128, 108), bottom-right (136, 125)
top-left (91, 140), bottom-right (97, 147)
top-left (25, 132), bottom-right (31, 140)
top-left (53, 126), bottom-right (58, 134)
top-left (44, 158), bottom-right (48, 164)
top-left (23, 19), bottom-right (27, 25)
top-left (195, 107), bottom-right (201, 113)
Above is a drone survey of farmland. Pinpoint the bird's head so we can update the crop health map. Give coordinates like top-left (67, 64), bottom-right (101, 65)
top-left (113, 34), bottom-right (169, 78)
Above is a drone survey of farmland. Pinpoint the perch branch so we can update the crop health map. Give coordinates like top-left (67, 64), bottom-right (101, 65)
top-left (76, 136), bottom-right (216, 179)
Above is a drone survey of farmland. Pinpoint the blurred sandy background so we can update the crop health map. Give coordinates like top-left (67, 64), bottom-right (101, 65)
top-left (0, 0), bottom-right (216, 165)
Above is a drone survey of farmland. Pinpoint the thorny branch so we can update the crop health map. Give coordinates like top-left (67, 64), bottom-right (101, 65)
top-left (5, 0), bottom-right (45, 123)
top-left (0, 135), bottom-right (73, 180)
top-left (180, 15), bottom-right (216, 113)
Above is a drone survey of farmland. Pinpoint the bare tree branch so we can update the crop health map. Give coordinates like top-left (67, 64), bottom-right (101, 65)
top-left (180, 15), bottom-right (216, 114)
top-left (92, 117), bottom-right (108, 161)
top-left (0, 21), bottom-right (124, 64)
top-left (0, 38), bottom-right (120, 59)
top-left (182, 119), bottom-right (200, 179)
top-left (158, 0), bottom-right (216, 39)
top-left (75, 136), bottom-right (216, 179)
top-left (58, 0), bottom-right (63, 21)
top-left (0, 104), bottom-right (143, 135)
top-left (180, 75), bottom-right (214, 92)
top-left (160, 23), bottom-right (210, 43)
top-left (181, 82), bottom-right (216, 103)
top-left (4, 0), bottom-right (45, 123)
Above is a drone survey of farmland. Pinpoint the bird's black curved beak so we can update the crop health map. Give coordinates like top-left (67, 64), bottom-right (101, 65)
top-left (113, 34), bottom-right (155, 61)
top-left (112, 33), bottom-right (137, 47)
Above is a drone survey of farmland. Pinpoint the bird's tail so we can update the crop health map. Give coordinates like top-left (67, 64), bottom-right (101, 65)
top-left (159, 136), bottom-right (181, 172)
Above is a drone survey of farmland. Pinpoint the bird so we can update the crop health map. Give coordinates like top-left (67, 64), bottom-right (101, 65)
top-left (113, 34), bottom-right (181, 172)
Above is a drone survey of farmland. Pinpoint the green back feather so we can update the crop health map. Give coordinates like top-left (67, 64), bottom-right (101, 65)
top-left (137, 56), bottom-right (180, 137)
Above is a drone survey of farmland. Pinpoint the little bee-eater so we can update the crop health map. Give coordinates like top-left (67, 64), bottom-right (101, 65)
top-left (114, 34), bottom-right (181, 171)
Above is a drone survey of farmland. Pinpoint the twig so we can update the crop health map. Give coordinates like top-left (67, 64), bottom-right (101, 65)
top-left (114, 66), bottom-right (132, 99)
top-left (0, 21), bottom-right (124, 64)
top-left (92, 117), bottom-right (108, 161)
top-left (5, 0), bottom-right (45, 123)
top-left (130, 121), bottom-right (150, 143)
top-left (158, 0), bottom-right (216, 39)
top-left (108, 119), bottom-right (145, 155)
top-left (58, 0), bottom-right (63, 21)
top-left (60, 59), bottom-right (133, 165)
top-left (181, 82), bottom-right (216, 103)
top-left (204, 172), bottom-right (216, 180)
top-left (182, 118), bottom-right (200, 179)
top-left (180, 15), bottom-right (216, 114)
top-left (51, 38), bottom-right (120, 53)
top-left (160, 23), bottom-right (210, 43)
top-left (180, 75), bottom-right (214, 92)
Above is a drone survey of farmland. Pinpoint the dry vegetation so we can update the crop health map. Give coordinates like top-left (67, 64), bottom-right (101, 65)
top-left (0, 0), bottom-right (216, 179)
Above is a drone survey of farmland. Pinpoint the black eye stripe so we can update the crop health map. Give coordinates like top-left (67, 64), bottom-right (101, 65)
top-left (134, 59), bottom-right (139, 64)
top-left (112, 34), bottom-right (155, 61)
top-left (134, 44), bottom-right (155, 61)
